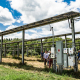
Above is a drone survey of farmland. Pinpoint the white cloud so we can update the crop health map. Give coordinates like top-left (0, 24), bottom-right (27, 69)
top-left (4, 31), bottom-right (40, 39)
top-left (25, 33), bottom-right (40, 39)
top-left (4, 0), bottom-right (80, 39)
top-left (0, 6), bottom-right (15, 26)
top-left (69, 0), bottom-right (80, 10)
top-left (0, 30), bottom-right (2, 32)
top-left (16, 19), bottom-right (21, 23)
top-left (75, 20), bottom-right (80, 32)
top-left (26, 29), bottom-right (37, 33)
top-left (8, 0), bottom-right (80, 23)
top-left (8, 0), bottom-right (68, 24)
top-left (4, 32), bottom-right (22, 39)
top-left (6, 25), bottom-right (18, 30)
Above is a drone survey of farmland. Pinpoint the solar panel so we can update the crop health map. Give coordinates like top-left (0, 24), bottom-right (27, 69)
top-left (0, 11), bottom-right (80, 36)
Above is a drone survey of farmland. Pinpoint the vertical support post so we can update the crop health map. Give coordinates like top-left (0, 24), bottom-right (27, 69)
top-left (71, 18), bottom-right (78, 72)
top-left (51, 27), bottom-right (54, 47)
top-left (27, 48), bottom-right (28, 57)
top-left (45, 47), bottom-right (46, 51)
top-left (41, 39), bottom-right (43, 60)
top-left (13, 47), bottom-right (15, 57)
top-left (0, 35), bottom-right (3, 62)
top-left (65, 35), bottom-right (67, 48)
top-left (79, 43), bottom-right (80, 50)
top-left (22, 30), bottom-right (25, 64)
top-left (41, 39), bottom-right (43, 53)
top-left (33, 48), bottom-right (35, 56)
top-left (44, 47), bottom-right (45, 52)
top-left (51, 27), bottom-right (56, 71)
top-left (17, 42), bottom-right (19, 57)
top-left (31, 49), bottom-right (32, 56)
top-left (65, 35), bottom-right (68, 67)
top-left (4, 44), bottom-right (6, 57)
top-left (35, 48), bottom-right (36, 56)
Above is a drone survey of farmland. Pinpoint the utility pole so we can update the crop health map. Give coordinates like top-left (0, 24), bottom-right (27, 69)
top-left (71, 18), bottom-right (78, 72)
top-left (50, 25), bottom-right (56, 71)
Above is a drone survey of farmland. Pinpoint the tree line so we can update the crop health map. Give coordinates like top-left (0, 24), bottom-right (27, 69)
top-left (0, 37), bottom-right (80, 56)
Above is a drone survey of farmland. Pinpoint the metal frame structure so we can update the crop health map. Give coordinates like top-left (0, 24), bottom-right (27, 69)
top-left (71, 18), bottom-right (78, 72)
top-left (0, 11), bottom-right (80, 72)
top-left (0, 31), bottom-right (80, 45)
top-left (0, 11), bottom-right (80, 36)
top-left (1, 32), bottom-right (80, 56)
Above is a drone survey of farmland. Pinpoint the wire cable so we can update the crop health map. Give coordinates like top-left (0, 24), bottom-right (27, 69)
top-left (68, 18), bottom-right (72, 29)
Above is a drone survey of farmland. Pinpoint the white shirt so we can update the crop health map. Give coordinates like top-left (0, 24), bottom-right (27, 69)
top-left (43, 53), bottom-right (47, 59)
top-left (46, 53), bottom-right (50, 59)
top-left (48, 53), bottom-right (50, 55)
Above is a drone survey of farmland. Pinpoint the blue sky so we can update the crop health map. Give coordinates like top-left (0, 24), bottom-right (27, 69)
top-left (0, 0), bottom-right (22, 19)
top-left (0, 0), bottom-right (22, 31)
top-left (0, 0), bottom-right (80, 39)
top-left (64, 0), bottom-right (75, 4)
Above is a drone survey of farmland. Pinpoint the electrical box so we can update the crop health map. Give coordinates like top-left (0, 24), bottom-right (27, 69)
top-left (63, 48), bottom-right (68, 67)
top-left (68, 56), bottom-right (75, 66)
top-left (63, 48), bottom-right (67, 53)
top-left (63, 54), bottom-right (68, 67)
top-left (68, 48), bottom-right (74, 54)
top-left (56, 41), bottom-right (63, 65)
top-left (51, 47), bottom-right (55, 58)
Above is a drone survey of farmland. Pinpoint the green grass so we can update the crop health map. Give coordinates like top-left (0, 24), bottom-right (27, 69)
top-left (0, 56), bottom-right (80, 80)
top-left (0, 65), bottom-right (79, 80)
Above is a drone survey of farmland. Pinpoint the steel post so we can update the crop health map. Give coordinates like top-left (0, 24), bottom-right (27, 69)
top-left (13, 47), bottom-right (15, 57)
top-left (41, 39), bottom-right (43, 60)
top-left (0, 35), bottom-right (3, 62)
top-left (65, 35), bottom-right (67, 48)
top-left (71, 18), bottom-right (78, 72)
top-left (31, 49), bottom-right (32, 56)
top-left (52, 27), bottom-right (54, 47)
top-left (51, 27), bottom-right (56, 71)
top-left (17, 43), bottom-right (19, 57)
top-left (41, 39), bottom-right (43, 53)
top-left (27, 48), bottom-right (28, 57)
top-left (22, 30), bottom-right (25, 64)
top-left (65, 35), bottom-right (68, 67)
top-left (4, 44), bottom-right (6, 57)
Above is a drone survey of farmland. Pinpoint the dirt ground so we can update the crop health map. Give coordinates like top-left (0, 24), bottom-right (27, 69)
top-left (2, 56), bottom-right (80, 70)
top-left (2, 56), bottom-right (45, 69)
top-left (78, 60), bottom-right (80, 70)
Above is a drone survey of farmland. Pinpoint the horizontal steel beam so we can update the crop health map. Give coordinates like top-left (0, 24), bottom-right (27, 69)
top-left (0, 11), bottom-right (80, 36)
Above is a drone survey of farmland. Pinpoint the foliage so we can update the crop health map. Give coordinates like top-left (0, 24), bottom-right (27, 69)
top-left (1, 37), bottom-right (80, 56)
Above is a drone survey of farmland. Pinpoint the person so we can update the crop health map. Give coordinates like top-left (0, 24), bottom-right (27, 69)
top-left (46, 51), bottom-right (50, 66)
top-left (41, 51), bottom-right (44, 61)
top-left (78, 50), bottom-right (80, 60)
top-left (43, 51), bottom-right (47, 67)
top-left (48, 51), bottom-right (53, 68)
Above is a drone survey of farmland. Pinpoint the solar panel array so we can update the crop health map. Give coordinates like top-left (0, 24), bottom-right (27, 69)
top-left (0, 11), bottom-right (80, 36)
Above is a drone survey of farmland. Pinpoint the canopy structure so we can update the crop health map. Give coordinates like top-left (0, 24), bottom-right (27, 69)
top-left (0, 31), bottom-right (80, 45)
top-left (0, 11), bottom-right (80, 72)
top-left (0, 11), bottom-right (80, 36)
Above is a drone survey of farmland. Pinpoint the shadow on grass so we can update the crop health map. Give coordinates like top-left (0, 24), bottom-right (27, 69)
top-left (37, 59), bottom-right (44, 62)
top-left (0, 62), bottom-right (80, 79)
top-left (0, 62), bottom-right (46, 72)
top-left (4, 56), bottom-right (44, 62)
top-left (62, 69), bottom-right (80, 79)
top-left (3, 56), bottom-right (26, 61)
top-left (2, 56), bottom-right (80, 79)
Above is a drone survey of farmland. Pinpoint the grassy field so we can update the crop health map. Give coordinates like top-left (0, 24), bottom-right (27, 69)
top-left (0, 55), bottom-right (80, 80)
